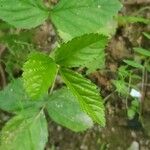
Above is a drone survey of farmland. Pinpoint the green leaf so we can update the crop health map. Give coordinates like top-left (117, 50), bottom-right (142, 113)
top-left (143, 32), bottom-right (150, 39)
top-left (0, 0), bottom-right (49, 28)
top-left (86, 51), bottom-right (105, 74)
top-left (51, 0), bottom-right (122, 40)
top-left (54, 33), bottom-right (108, 68)
top-left (127, 99), bottom-right (139, 120)
top-left (0, 79), bottom-right (42, 113)
top-left (112, 80), bottom-right (129, 96)
top-left (23, 52), bottom-right (58, 99)
top-left (118, 66), bottom-right (129, 79)
top-left (123, 60), bottom-right (144, 69)
top-left (134, 47), bottom-right (150, 57)
top-left (118, 16), bottom-right (150, 25)
top-left (47, 88), bottom-right (93, 132)
top-left (60, 68), bottom-right (105, 126)
top-left (0, 109), bottom-right (48, 150)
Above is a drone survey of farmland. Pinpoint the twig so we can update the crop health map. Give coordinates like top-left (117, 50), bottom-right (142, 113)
top-left (0, 45), bottom-right (6, 88)
top-left (0, 64), bottom-right (6, 88)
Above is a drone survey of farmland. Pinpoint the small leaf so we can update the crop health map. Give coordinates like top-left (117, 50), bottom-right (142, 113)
top-left (127, 99), bottom-right (140, 120)
top-left (0, 109), bottom-right (48, 150)
top-left (134, 47), bottom-right (150, 57)
top-left (54, 33), bottom-right (108, 68)
top-left (112, 80), bottom-right (129, 96)
top-left (123, 60), bottom-right (143, 69)
top-left (60, 68), bottom-right (105, 126)
top-left (0, 0), bottom-right (49, 28)
top-left (143, 32), bottom-right (150, 39)
top-left (118, 66), bottom-right (129, 79)
top-left (51, 0), bottom-right (122, 40)
top-left (47, 88), bottom-right (93, 132)
top-left (0, 79), bottom-right (43, 113)
top-left (23, 52), bottom-right (58, 99)
top-left (118, 16), bottom-right (150, 25)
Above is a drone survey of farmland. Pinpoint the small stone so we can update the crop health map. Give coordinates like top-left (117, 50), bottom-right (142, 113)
top-left (128, 141), bottom-right (139, 150)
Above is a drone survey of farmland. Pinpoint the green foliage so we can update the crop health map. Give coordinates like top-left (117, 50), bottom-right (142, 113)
top-left (123, 60), bottom-right (143, 69)
top-left (127, 99), bottom-right (140, 119)
top-left (0, 79), bottom-right (94, 133)
top-left (47, 88), bottom-right (93, 132)
top-left (112, 79), bottom-right (129, 96)
top-left (0, 109), bottom-right (48, 150)
top-left (0, 0), bottom-right (122, 40)
top-left (143, 32), bottom-right (150, 39)
top-left (0, 0), bottom-right (49, 28)
top-left (51, 0), bottom-right (122, 40)
top-left (118, 66), bottom-right (129, 79)
top-left (22, 33), bottom-right (106, 126)
top-left (60, 68), bottom-right (105, 126)
top-left (23, 52), bottom-right (58, 99)
top-left (0, 31), bottom-right (33, 79)
top-left (118, 16), bottom-right (150, 25)
top-left (134, 47), bottom-right (150, 57)
top-left (0, 79), bottom-right (41, 113)
top-left (0, 0), bottom-right (124, 148)
top-left (54, 33), bottom-right (107, 68)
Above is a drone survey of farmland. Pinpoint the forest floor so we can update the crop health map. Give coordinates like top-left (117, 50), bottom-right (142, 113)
top-left (0, 0), bottom-right (150, 150)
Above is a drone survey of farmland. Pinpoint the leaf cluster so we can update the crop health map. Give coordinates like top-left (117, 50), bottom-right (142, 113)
top-left (0, 0), bottom-right (122, 149)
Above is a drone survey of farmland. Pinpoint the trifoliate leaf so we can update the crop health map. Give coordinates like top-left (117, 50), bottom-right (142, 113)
top-left (0, 110), bottom-right (48, 150)
top-left (0, 0), bottom-right (49, 28)
top-left (51, 0), bottom-right (122, 40)
top-left (54, 33), bottom-right (107, 69)
top-left (47, 88), bottom-right (93, 132)
top-left (23, 52), bottom-right (58, 99)
top-left (60, 68), bottom-right (105, 126)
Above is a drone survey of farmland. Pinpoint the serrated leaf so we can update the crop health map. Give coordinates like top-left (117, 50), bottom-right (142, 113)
top-left (86, 51), bottom-right (106, 74)
top-left (0, 109), bottom-right (48, 150)
top-left (123, 60), bottom-right (144, 69)
top-left (134, 47), bottom-right (150, 57)
top-left (0, 0), bottom-right (49, 28)
top-left (23, 52), bottom-right (58, 99)
top-left (60, 68), bottom-right (105, 126)
top-left (112, 80), bottom-right (129, 96)
top-left (0, 79), bottom-right (43, 113)
top-left (47, 88), bottom-right (93, 132)
top-left (51, 0), bottom-right (122, 40)
top-left (54, 33), bottom-right (107, 68)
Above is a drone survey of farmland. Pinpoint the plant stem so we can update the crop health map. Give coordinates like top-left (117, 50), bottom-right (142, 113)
top-left (49, 65), bottom-right (59, 94)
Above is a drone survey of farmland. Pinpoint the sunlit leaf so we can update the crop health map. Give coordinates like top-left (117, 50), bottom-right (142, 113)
top-left (23, 52), bottom-right (58, 99)
top-left (60, 68), bottom-right (105, 126)
top-left (54, 33), bottom-right (107, 69)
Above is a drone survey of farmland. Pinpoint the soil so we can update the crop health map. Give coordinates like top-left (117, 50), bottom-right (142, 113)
top-left (0, 0), bottom-right (150, 150)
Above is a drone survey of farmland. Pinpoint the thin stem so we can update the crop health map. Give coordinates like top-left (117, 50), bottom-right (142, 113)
top-left (140, 60), bottom-right (148, 117)
top-left (125, 73), bottom-right (132, 111)
top-left (49, 65), bottom-right (59, 94)
top-left (104, 90), bottom-right (116, 102)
